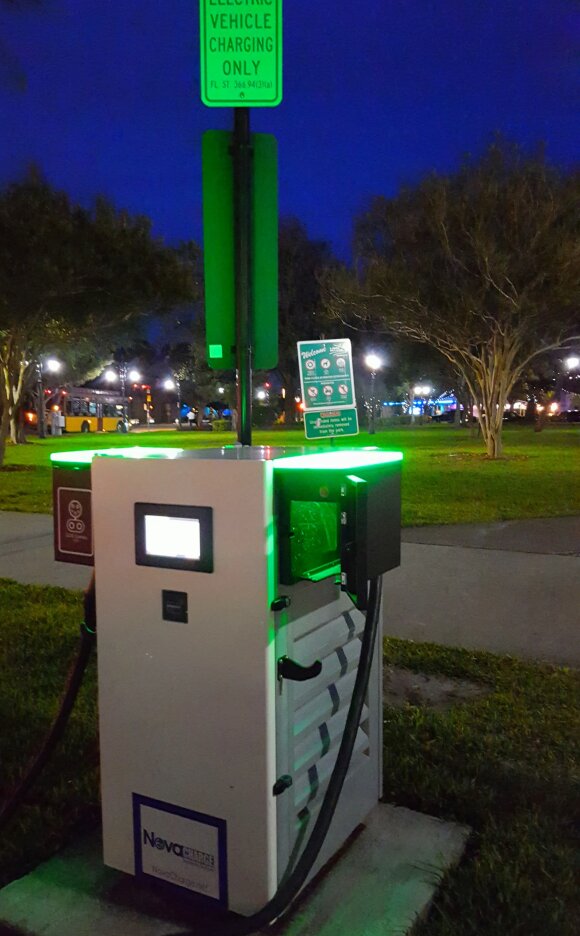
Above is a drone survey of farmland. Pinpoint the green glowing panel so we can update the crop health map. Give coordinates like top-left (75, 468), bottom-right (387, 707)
top-left (200, 0), bottom-right (283, 107)
top-left (202, 130), bottom-right (278, 370)
top-left (202, 131), bottom-right (235, 369)
top-left (50, 448), bottom-right (184, 467)
top-left (289, 501), bottom-right (340, 582)
top-left (273, 450), bottom-right (403, 471)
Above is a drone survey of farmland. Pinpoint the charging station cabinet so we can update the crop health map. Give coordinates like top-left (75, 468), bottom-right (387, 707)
top-left (51, 445), bottom-right (402, 916)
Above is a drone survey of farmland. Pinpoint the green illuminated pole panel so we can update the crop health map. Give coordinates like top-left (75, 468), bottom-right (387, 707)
top-left (200, 0), bottom-right (283, 107)
top-left (202, 130), bottom-right (278, 372)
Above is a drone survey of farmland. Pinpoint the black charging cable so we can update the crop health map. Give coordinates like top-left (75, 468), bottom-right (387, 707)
top-left (167, 575), bottom-right (383, 936)
top-left (0, 574), bottom-right (97, 833)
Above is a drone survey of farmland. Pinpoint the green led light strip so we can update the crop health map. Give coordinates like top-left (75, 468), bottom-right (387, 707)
top-left (50, 447), bottom-right (184, 467)
top-left (272, 450), bottom-right (403, 471)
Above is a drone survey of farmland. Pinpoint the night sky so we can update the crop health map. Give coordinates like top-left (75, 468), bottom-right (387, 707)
top-left (0, 0), bottom-right (578, 259)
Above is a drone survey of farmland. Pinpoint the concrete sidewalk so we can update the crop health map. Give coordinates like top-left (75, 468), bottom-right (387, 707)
top-left (0, 511), bottom-right (91, 590)
top-left (1, 511), bottom-right (579, 666)
top-left (390, 517), bottom-right (580, 667)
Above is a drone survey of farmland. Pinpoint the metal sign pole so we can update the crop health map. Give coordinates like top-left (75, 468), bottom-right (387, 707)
top-left (232, 107), bottom-right (253, 445)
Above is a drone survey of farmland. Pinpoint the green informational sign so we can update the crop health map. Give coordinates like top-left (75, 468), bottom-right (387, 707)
top-left (200, 0), bottom-right (283, 107)
top-left (297, 339), bottom-right (356, 410)
top-left (297, 339), bottom-right (359, 441)
top-left (202, 130), bottom-right (278, 370)
top-left (303, 408), bottom-right (359, 440)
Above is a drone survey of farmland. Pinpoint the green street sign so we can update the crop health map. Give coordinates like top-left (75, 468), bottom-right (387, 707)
top-left (298, 339), bottom-right (359, 441)
top-left (304, 408), bottom-right (359, 440)
top-left (297, 339), bottom-right (356, 411)
top-left (200, 0), bottom-right (283, 107)
top-left (202, 130), bottom-right (278, 370)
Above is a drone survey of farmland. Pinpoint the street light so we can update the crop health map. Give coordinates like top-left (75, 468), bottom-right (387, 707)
top-left (364, 353), bottom-right (383, 435)
top-left (565, 355), bottom-right (580, 370)
top-left (410, 384), bottom-right (432, 424)
top-left (164, 377), bottom-right (181, 422)
top-left (36, 357), bottom-right (62, 439)
top-left (104, 365), bottom-right (141, 425)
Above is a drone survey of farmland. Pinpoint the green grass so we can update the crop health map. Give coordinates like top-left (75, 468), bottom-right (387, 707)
top-left (0, 582), bottom-right (97, 888)
top-left (1, 579), bottom-right (578, 933)
top-left (383, 638), bottom-right (580, 936)
top-left (1, 423), bottom-right (579, 525)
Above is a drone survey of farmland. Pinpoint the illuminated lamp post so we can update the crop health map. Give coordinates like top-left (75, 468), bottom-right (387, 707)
top-left (412, 384), bottom-right (432, 423)
top-left (36, 357), bottom-right (61, 439)
top-left (163, 377), bottom-right (181, 423)
top-left (364, 353), bottom-right (382, 435)
top-left (105, 365), bottom-right (140, 426)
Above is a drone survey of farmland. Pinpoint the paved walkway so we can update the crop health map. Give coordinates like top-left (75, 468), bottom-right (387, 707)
top-left (1, 512), bottom-right (579, 666)
top-left (390, 517), bottom-right (580, 667)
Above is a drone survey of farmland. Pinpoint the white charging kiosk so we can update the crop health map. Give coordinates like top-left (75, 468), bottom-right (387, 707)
top-left (51, 445), bottom-right (402, 915)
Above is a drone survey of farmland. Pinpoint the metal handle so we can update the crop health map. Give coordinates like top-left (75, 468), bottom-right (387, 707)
top-left (277, 656), bottom-right (322, 682)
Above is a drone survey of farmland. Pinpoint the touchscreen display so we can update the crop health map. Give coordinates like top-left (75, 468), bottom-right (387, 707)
top-left (135, 503), bottom-right (213, 572)
top-left (144, 515), bottom-right (201, 561)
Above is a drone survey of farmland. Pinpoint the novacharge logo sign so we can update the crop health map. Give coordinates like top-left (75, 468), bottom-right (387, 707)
top-left (133, 794), bottom-right (228, 904)
top-left (143, 829), bottom-right (215, 870)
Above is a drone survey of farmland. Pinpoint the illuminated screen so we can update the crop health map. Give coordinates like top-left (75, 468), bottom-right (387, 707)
top-left (144, 515), bottom-right (201, 561)
top-left (290, 501), bottom-right (339, 581)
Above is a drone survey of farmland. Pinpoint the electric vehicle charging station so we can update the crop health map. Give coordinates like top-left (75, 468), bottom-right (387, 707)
top-left (51, 444), bottom-right (402, 919)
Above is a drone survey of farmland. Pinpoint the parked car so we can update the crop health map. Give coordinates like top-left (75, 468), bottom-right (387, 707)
top-left (431, 411), bottom-right (456, 423)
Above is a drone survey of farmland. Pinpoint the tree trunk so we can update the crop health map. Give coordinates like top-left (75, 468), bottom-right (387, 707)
top-left (0, 404), bottom-right (8, 469)
top-left (477, 399), bottom-right (506, 458)
top-left (534, 392), bottom-right (547, 432)
top-left (10, 410), bottom-right (27, 444)
top-left (485, 430), bottom-right (503, 458)
top-left (10, 413), bottom-right (19, 444)
top-left (2, 355), bottom-right (30, 447)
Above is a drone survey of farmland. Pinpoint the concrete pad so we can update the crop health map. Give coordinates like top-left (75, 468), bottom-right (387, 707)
top-left (0, 807), bottom-right (469, 936)
top-left (384, 542), bottom-right (580, 667)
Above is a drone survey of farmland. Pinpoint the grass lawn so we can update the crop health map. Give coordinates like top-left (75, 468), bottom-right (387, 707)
top-left (0, 580), bottom-right (578, 934)
top-left (1, 423), bottom-right (579, 525)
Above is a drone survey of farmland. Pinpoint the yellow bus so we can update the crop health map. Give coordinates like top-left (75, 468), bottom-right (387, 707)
top-left (46, 387), bottom-right (128, 433)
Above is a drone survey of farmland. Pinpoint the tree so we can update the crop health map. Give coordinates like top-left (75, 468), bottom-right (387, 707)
top-left (380, 339), bottom-right (460, 421)
top-left (276, 218), bottom-right (336, 422)
top-left (327, 141), bottom-right (580, 457)
top-left (145, 242), bottom-right (233, 415)
top-left (0, 172), bottom-right (194, 466)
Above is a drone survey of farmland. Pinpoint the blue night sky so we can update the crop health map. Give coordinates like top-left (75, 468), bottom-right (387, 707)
top-left (0, 0), bottom-right (578, 259)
